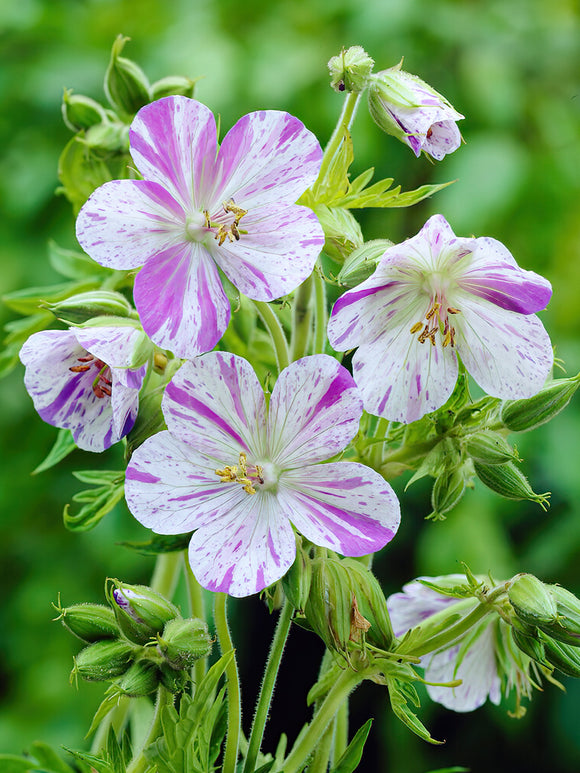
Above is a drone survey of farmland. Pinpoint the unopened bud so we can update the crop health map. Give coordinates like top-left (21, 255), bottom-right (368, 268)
top-left (314, 205), bottom-right (363, 264)
top-left (328, 46), bottom-right (374, 94)
top-left (62, 89), bottom-right (108, 132)
top-left (341, 558), bottom-right (395, 651)
top-left (465, 431), bottom-right (519, 465)
top-left (540, 632), bottom-right (580, 677)
top-left (304, 557), bottom-right (353, 654)
top-left (82, 121), bottom-right (130, 153)
top-left (72, 639), bottom-right (135, 682)
top-left (282, 538), bottom-right (312, 613)
top-left (104, 35), bottom-right (151, 116)
top-left (508, 574), bottom-right (558, 628)
top-left (511, 624), bottom-right (548, 666)
top-left (337, 240), bottom-right (392, 288)
top-left (500, 375), bottom-right (580, 432)
top-left (107, 580), bottom-right (180, 644)
top-left (473, 461), bottom-right (550, 509)
top-left (159, 662), bottom-right (190, 693)
top-left (47, 290), bottom-right (134, 324)
top-left (151, 75), bottom-right (198, 100)
top-left (55, 601), bottom-right (119, 642)
top-left (540, 585), bottom-right (580, 646)
top-left (115, 659), bottom-right (159, 696)
top-left (157, 617), bottom-right (212, 669)
top-left (429, 468), bottom-right (466, 520)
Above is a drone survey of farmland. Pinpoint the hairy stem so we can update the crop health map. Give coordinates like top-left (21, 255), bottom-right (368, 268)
top-left (184, 554), bottom-right (207, 686)
top-left (214, 593), bottom-right (241, 773)
top-left (253, 300), bottom-right (290, 372)
top-left (291, 274), bottom-right (314, 361)
top-left (126, 686), bottom-right (172, 773)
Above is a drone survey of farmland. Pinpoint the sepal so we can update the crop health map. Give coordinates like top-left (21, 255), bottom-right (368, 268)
top-left (107, 580), bottom-right (180, 644)
top-left (104, 35), bottom-right (151, 117)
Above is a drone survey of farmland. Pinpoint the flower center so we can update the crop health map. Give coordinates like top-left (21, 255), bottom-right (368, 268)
top-left (69, 354), bottom-right (113, 398)
top-left (409, 298), bottom-right (461, 348)
top-left (215, 452), bottom-right (264, 495)
top-left (186, 199), bottom-right (248, 246)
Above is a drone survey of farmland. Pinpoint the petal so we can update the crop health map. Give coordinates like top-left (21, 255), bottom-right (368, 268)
top-left (280, 461), bottom-right (400, 555)
top-left (352, 327), bottom-right (458, 424)
top-left (162, 352), bottom-right (267, 459)
top-left (422, 119), bottom-right (462, 160)
top-left (212, 110), bottom-right (322, 208)
top-left (133, 242), bottom-right (230, 358)
top-left (74, 325), bottom-right (148, 370)
top-left (76, 179), bottom-right (186, 269)
top-left (129, 96), bottom-right (218, 209)
top-left (211, 204), bottom-right (324, 301)
top-left (110, 371), bottom-right (142, 438)
top-left (387, 578), bottom-right (472, 638)
top-left (188, 492), bottom-right (296, 597)
top-left (459, 236), bottom-right (552, 314)
top-left (267, 355), bottom-right (362, 467)
top-left (456, 298), bottom-right (553, 399)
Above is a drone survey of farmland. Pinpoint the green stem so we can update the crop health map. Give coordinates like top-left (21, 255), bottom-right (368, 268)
top-left (313, 267), bottom-right (328, 355)
top-left (308, 721), bottom-right (334, 773)
top-left (126, 686), bottom-right (172, 773)
top-left (316, 92), bottom-right (360, 190)
top-left (184, 554), bottom-right (207, 685)
top-left (243, 599), bottom-right (294, 773)
top-left (214, 593), bottom-right (241, 773)
top-left (282, 666), bottom-right (361, 773)
top-left (150, 550), bottom-right (182, 598)
top-left (253, 300), bottom-right (290, 372)
top-left (331, 699), bottom-right (349, 767)
top-left (290, 274), bottom-right (314, 361)
top-left (370, 417), bottom-right (390, 470)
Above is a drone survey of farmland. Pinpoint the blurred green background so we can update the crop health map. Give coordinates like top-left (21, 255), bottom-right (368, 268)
top-left (1, 0), bottom-right (580, 770)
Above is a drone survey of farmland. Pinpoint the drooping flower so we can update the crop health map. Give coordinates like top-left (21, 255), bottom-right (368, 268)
top-left (327, 214), bottom-right (553, 424)
top-left (20, 325), bottom-right (147, 452)
top-left (387, 577), bottom-right (534, 713)
top-left (367, 64), bottom-right (464, 160)
top-left (125, 352), bottom-right (400, 598)
top-left (75, 96), bottom-right (325, 358)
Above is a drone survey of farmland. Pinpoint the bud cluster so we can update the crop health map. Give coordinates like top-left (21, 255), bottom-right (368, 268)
top-left (57, 579), bottom-right (211, 696)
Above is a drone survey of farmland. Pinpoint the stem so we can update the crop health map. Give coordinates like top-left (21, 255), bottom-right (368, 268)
top-left (282, 666), bottom-right (361, 773)
top-left (290, 274), bottom-right (314, 361)
top-left (126, 686), bottom-right (172, 773)
top-left (313, 267), bottom-right (328, 355)
top-left (308, 721), bottom-right (334, 773)
top-left (184, 554), bottom-right (207, 685)
top-left (316, 92), bottom-right (360, 191)
top-left (243, 599), bottom-right (294, 773)
top-left (214, 593), bottom-right (241, 773)
top-left (253, 300), bottom-right (290, 372)
top-left (370, 417), bottom-right (390, 470)
top-left (331, 699), bottom-right (349, 767)
top-left (150, 550), bottom-right (182, 598)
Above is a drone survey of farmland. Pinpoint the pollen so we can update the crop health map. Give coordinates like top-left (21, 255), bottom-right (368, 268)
top-left (215, 451), bottom-right (264, 495)
top-left (70, 354), bottom-right (113, 398)
top-left (412, 299), bottom-right (460, 348)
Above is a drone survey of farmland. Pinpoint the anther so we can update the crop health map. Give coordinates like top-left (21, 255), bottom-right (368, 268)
top-left (425, 302), bottom-right (441, 320)
top-left (447, 307), bottom-right (461, 315)
top-left (410, 321), bottom-right (423, 335)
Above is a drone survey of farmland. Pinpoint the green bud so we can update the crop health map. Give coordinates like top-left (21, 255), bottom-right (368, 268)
top-left (539, 585), bottom-right (580, 646)
top-left (62, 89), bottom-right (108, 132)
top-left (55, 601), bottom-right (120, 643)
top-left (104, 35), bottom-right (151, 117)
top-left (313, 204), bottom-right (363, 264)
top-left (511, 625), bottom-right (548, 666)
top-left (340, 558), bottom-right (395, 651)
top-left (473, 460), bottom-right (550, 509)
top-left (281, 538), bottom-right (312, 613)
top-left (304, 557), bottom-right (354, 654)
top-left (107, 580), bottom-right (180, 644)
top-left (429, 467), bottom-right (466, 520)
top-left (337, 239), bottom-right (392, 288)
top-left (72, 639), bottom-right (136, 682)
top-left (82, 121), bottom-right (130, 153)
top-left (47, 290), bottom-right (133, 324)
top-left (500, 375), bottom-right (580, 432)
top-left (540, 631), bottom-right (580, 677)
top-left (159, 662), bottom-right (190, 693)
top-left (328, 46), bottom-right (374, 94)
top-left (508, 573), bottom-right (558, 628)
top-left (465, 430), bottom-right (519, 465)
top-left (151, 75), bottom-right (199, 100)
top-left (157, 617), bottom-right (212, 669)
top-left (115, 659), bottom-right (159, 696)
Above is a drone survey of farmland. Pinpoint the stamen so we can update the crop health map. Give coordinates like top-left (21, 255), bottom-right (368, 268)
top-left (425, 301), bottom-right (441, 320)
top-left (410, 321), bottom-right (423, 335)
top-left (69, 364), bottom-right (91, 373)
top-left (447, 307), bottom-right (461, 315)
top-left (215, 452), bottom-right (263, 495)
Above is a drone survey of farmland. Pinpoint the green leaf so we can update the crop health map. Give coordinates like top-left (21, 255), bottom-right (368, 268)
top-left (337, 180), bottom-right (454, 209)
top-left (63, 747), bottom-right (113, 773)
top-left (304, 127), bottom-right (353, 206)
top-left (33, 429), bottom-right (77, 474)
top-left (330, 718), bottom-right (373, 773)
top-left (0, 755), bottom-right (42, 773)
top-left (118, 533), bottom-right (192, 556)
top-left (387, 678), bottom-right (442, 745)
top-left (0, 312), bottom-right (55, 380)
top-left (48, 239), bottom-right (109, 280)
top-left (29, 742), bottom-right (76, 773)
top-left (64, 471), bottom-right (125, 531)
top-left (2, 280), bottom-right (99, 315)
top-left (106, 726), bottom-right (127, 773)
top-left (86, 693), bottom-right (129, 738)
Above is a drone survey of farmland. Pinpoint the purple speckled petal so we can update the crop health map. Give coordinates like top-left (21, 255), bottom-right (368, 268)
top-left (421, 119), bottom-right (462, 160)
top-left (188, 491), bottom-right (296, 597)
top-left (129, 96), bottom-right (218, 209)
top-left (280, 461), bottom-right (400, 555)
top-left (75, 326), bottom-right (148, 370)
top-left (211, 204), bottom-right (324, 301)
top-left (459, 236), bottom-right (552, 314)
top-left (267, 355), bottom-right (363, 467)
top-left (162, 352), bottom-right (267, 460)
top-left (133, 241), bottom-right (230, 358)
top-left (76, 179), bottom-right (186, 270)
top-left (387, 575), bottom-right (470, 637)
top-left (211, 110), bottom-right (322, 209)
top-left (456, 297), bottom-right (553, 399)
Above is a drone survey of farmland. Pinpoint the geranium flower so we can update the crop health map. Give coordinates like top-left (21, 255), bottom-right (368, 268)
top-left (367, 66), bottom-right (464, 160)
top-left (327, 214), bottom-right (553, 424)
top-left (125, 352), bottom-right (400, 597)
top-left (20, 325), bottom-right (147, 452)
top-left (387, 577), bottom-right (534, 713)
top-left (75, 96), bottom-right (324, 358)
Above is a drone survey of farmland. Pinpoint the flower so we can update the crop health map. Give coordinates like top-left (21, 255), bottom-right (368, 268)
top-left (75, 96), bottom-right (324, 359)
top-left (327, 214), bottom-right (553, 424)
top-left (20, 325), bottom-right (147, 452)
top-left (124, 352), bottom-right (400, 597)
top-left (367, 64), bottom-right (464, 160)
top-left (387, 577), bottom-right (534, 713)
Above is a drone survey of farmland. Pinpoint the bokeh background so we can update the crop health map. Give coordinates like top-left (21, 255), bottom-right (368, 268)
top-left (1, 0), bottom-right (580, 770)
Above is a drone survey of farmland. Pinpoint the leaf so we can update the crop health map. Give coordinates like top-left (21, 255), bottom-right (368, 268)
top-left (330, 718), bottom-right (373, 773)
top-left (64, 471), bottom-right (125, 531)
top-left (33, 429), bottom-right (77, 474)
top-left (338, 180), bottom-right (454, 209)
top-left (86, 693), bottom-right (128, 738)
top-left (387, 678), bottom-right (442, 745)
top-left (0, 755), bottom-right (42, 773)
top-left (63, 748), bottom-right (113, 773)
top-left (106, 727), bottom-right (127, 773)
top-left (29, 742), bottom-right (76, 773)
top-left (2, 280), bottom-right (99, 315)
top-left (118, 533), bottom-right (193, 556)
top-left (304, 127), bottom-right (354, 206)
top-left (48, 239), bottom-right (109, 280)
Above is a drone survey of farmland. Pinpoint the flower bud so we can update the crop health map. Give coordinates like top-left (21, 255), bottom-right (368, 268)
top-left (82, 121), bottom-right (130, 153)
top-left (314, 205), bottom-right (363, 264)
top-left (159, 662), bottom-right (190, 693)
top-left (539, 585), bottom-right (580, 646)
top-left (281, 538), bottom-right (312, 613)
top-left (328, 46), bottom-right (374, 94)
top-left (540, 632), bottom-right (580, 677)
top-left (473, 461), bottom-right (550, 509)
top-left (104, 35), bottom-right (151, 117)
top-left (62, 89), bottom-right (108, 132)
top-left (511, 624), bottom-right (548, 666)
top-left (115, 659), bottom-right (159, 696)
top-left (55, 601), bottom-right (120, 642)
top-left (340, 558), bottom-right (395, 651)
top-left (47, 290), bottom-right (134, 324)
top-left (151, 75), bottom-right (198, 100)
top-left (107, 580), bottom-right (180, 644)
top-left (337, 240), bottom-right (392, 288)
top-left (72, 639), bottom-right (136, 682)
top-left (157, 617), bottom-right (212, 669)
top-left (465, 431), bottom-right (519, 465)
top-left (508, 574), bottom-right (558, 628)
top-left (304, 557), bottom-right (354, 654)
top-left (500, 375), bottom-right (580, 433)
top-left (429, 467), bottom-right (466, 520)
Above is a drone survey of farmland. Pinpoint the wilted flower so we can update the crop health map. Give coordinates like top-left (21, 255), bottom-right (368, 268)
top-left (125, 352), bottom-right (400, 597)
top-left (367, 64), bottom-right (464, 160)
top-left (20, 325), bottom-right (147, 452)
top-left (76, 96), bottom-right (324, 358)
top-left (327, 215), bottom-right (553, 424)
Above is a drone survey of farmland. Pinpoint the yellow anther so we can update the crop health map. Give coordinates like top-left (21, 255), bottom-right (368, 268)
top-left (443, 330), bottom-right (453, 348)
top-left (447, 307), bottom-right (461, 315)
top-left (425, 301), bottom-right (441, 320)
top-left (410, 321), bottom-right (423, 335)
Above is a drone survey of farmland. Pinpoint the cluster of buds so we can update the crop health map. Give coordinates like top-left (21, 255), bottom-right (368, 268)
top-left (55, 579), bottom-right (211, 697)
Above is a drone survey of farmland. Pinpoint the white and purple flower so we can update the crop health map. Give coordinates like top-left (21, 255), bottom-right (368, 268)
top-left (20, 325), bottom-right (147, 452)
top-left (327, 214), bottom-right (553, 424)
top-left (76, 96), bottom-right (325, 359)
top-left (125, 352), bottom-right (400, 598)
top-left (367, 66), bottom-right (464, 160)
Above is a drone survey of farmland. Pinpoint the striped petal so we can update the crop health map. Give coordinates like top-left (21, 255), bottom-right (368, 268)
top-left (75, 325), bottom-right (148, 370)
